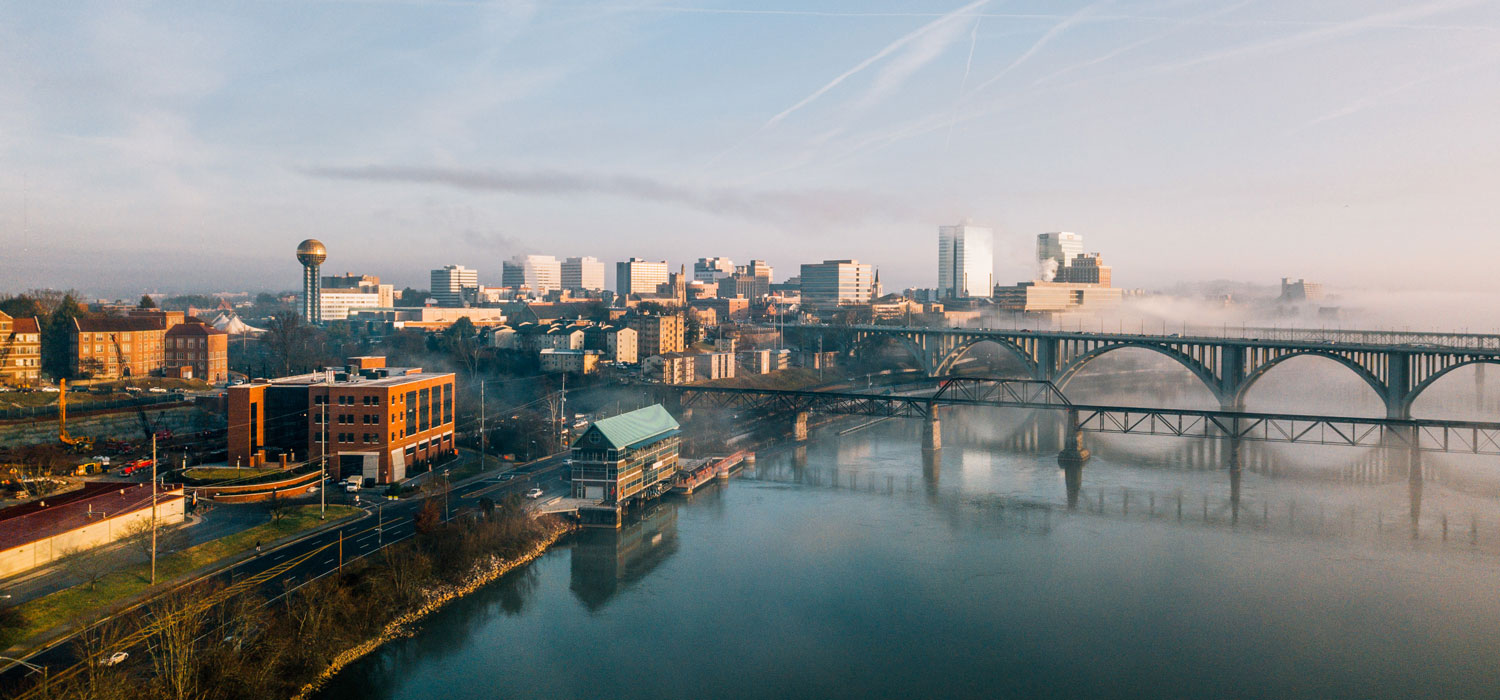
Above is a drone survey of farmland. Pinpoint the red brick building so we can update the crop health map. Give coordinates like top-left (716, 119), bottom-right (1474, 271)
top-left (72, 316), bottom-right (170, 379)
top-left (165, 320), bottom-right (229, 383)
top-left (0, 311), bottom-right (42, 385)
top-left (226, 357), bottom-right (456, 484)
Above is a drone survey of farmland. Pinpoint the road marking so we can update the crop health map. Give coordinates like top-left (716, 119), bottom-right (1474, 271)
top-left (273, 553), bottom-right (285, 561)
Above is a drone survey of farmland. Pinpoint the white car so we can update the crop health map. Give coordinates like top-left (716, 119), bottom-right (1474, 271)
top-left (147, 387), bottom-right (168, 393)
top-left (344, 481), bottom-right (360, 493)
top-left (525, 488), bottom-right (544, 499)
top-left (99, 651), bottom-right (129, 666)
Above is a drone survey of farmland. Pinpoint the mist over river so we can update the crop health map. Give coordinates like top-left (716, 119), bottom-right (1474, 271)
top-left (319, 409), bottom-right (1500, 700)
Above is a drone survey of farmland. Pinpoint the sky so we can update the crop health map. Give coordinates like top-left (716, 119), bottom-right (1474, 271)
top-left (2, 0), bottom-right (1500, 299)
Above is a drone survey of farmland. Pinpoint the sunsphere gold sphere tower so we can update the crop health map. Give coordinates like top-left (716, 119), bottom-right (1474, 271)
top-left (296, 239), bottom-right (328, 325)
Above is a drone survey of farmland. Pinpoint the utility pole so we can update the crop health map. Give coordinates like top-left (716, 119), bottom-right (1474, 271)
top-left (558, 373), bottom-right (566, 452)
top-left (479, 379), bottom-right (486, 472)
top-left (338, 530), bottom-right (343, 572)
top-left (320, 386), bottom-right (327, 520)
top-left (377, 504), bottom-right (383, 547)
top-left (150, 434), bottom-right (158, 585)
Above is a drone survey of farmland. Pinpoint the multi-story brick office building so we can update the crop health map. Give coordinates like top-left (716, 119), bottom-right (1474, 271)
top-left (71, 316), bottom-right (171, 379)
top-left (226, 357), bottom-right (455, 484)
top-left (0, 311), bottom-right (42, 386)
top-left (165, 320), bottom-right (230, 383)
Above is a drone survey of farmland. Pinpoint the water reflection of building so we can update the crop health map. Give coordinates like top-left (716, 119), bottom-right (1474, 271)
top-left (569, 501), bottom-right (679, 611)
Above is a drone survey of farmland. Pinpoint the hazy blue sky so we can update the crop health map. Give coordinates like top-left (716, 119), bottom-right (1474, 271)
top-left (3, 0), bottom-right (1500, 297)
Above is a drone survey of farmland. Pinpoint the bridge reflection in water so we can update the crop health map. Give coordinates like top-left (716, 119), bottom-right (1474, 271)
top-left (739, 409), bottom-right (1496, 549)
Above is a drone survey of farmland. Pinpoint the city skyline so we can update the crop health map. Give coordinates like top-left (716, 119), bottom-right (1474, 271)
top-left (5, 1), bottom-right (1500, 296)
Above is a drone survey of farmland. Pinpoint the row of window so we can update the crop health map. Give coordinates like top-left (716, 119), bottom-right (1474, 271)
top-left (314, 394), bottom-right (384, 406)
top-left (315, 413), bottom-right (383, 425)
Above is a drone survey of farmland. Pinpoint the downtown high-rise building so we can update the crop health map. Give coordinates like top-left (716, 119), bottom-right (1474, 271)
top-left (502, 255), bottom-right (562, 294)
top-left (1037, 232), bottom-right (1084, 270)
top-left (693, 257), bottom-right (736, 283)
top-left (937, 223), bottom-right (994, 298)
top-left (799, 259), bottom-right (876, 310)
top-left (736, 259), bottom-right (774, 283)
top-left (430, 265), bottom-right (479, 307)
top-left (561, 257), bottom-right (606, 291)
top-left (617, 258), bottom-right (670, 297)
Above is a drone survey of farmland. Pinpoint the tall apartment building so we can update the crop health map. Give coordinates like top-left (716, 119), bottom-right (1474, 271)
top-left (226, 356), bottom-right (455, 483)
top-left (799, 260), bottom-right (877, 310)
top-left (430, 265), bottom-right (480, 307)
top-left (165, 321), bottom-right (230, 383)
top-left (0, 311), bottom-right (41, 385)
top-left (938, 223), bottom-right (995, 298)
top-left (1279, 278), bottom-right (1324, 302)
top-left (617, 258), bottom-right (670, 297)
top-left (561, 257), bottom-right (606, 291)
top-left (628, 314), bottom-right (684, 357)
top-left (502, 255), bottom-right (562, 294)
top-left (693, 257), bottom-right (736, 282)
top-left (1037, 232), bottom-right (1085, 270)
top-left (72, 317), bottom-right (170, 379)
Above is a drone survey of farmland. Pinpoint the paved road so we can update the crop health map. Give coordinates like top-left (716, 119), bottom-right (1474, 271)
top-left (0, 452), bottom-right (570, 692)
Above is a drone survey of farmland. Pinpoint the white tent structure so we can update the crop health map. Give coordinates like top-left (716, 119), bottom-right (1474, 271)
top-left (208, 311), bottom-right (265, 336)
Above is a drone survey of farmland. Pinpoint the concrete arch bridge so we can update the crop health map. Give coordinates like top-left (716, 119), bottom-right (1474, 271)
top-left (826, 325), bottom-right (1500, 419)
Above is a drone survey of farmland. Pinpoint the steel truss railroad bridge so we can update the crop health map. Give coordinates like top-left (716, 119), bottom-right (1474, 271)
top-left (782, 324), bottom-right (1500, 420)
top-left (665, 377), bottom-right (1500, 456)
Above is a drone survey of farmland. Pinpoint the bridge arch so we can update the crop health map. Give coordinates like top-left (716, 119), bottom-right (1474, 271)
top-left (933, 337), bottom-right (1036, 377)
top-left (1232, 350), bottom-right (1388, 413)
top-left (851, 333), bottom-right (930, 375)
top-left (1400, 358), bottom-right (1500, 418)
top-left (1052, 342), bottom-right (1224, 405)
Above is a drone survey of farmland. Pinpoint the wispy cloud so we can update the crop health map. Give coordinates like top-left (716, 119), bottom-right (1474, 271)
top-left (1032, 0), bottom-right (1254, 85)
top-left (1157, 0), bottom-right (1491, 71)
top-left (300, 164), bottom-right (914, 226)
top-left (1300, 53), bottom-right (1500, 129)
top-left (763, 0), bottom-right (989, 129)
top-left (965, 0), bottom-right (1110, 96)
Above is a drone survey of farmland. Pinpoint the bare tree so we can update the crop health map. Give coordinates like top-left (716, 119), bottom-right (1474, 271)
top-left (120, 519), bottom-right (188, 578)
top-left (56, 546), bottom-right (113, 591)
top-left (266, 489), bottom-right (292, 524)
top-left (142, 587), bottom-right (210, 700)
top-left (72, 615), bottom-right (133, 700)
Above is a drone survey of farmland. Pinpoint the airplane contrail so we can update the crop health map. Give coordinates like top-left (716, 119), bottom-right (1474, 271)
top-left (965, 0), bottom-right (1110, 97)
top-left (763, 0), bottom-right (990, 129)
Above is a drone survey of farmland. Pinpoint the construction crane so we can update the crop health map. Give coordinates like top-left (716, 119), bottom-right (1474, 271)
top-left (58, 378), bottom-right (95, 453)
top-left (111, 333), bottom-right (160, 440)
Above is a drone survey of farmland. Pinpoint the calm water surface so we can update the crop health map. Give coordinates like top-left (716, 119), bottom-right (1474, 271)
top-left (320, 411), bottom-right (1500, 699)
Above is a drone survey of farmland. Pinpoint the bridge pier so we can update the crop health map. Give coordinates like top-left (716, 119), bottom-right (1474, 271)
top-left (793, 411), bottom-right (809, 442)
top-left (922, 444), bottom-right (941, 489)
top-left (922, 412), bottom-right (941, 452)
top-left (1057, 408), bottom-right (1090, 468)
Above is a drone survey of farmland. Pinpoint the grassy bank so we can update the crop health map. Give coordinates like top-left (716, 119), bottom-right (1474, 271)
top-left (1, 504), bottom-right (361, 648)
top-left (11, 497), bottom-right (567, 700)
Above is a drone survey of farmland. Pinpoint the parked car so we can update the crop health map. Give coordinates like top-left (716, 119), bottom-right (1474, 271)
top-left (99, 651), bottom-right (129, 667)
top-left (147, 387), bottom-right (168, 393)
top-left (525, 488), bottom-right (544, 499)
top-left (344, 481), bottom-right (360, 493)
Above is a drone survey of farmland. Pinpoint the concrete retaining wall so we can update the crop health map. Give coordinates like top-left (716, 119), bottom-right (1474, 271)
top-left (0, 404), bottom-right (224, 449)
top-left (203, 470), bottom-right (326, 504)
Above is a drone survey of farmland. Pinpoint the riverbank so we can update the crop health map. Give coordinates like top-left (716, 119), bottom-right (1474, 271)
top-left (293, 517), bottom-right (573, 700)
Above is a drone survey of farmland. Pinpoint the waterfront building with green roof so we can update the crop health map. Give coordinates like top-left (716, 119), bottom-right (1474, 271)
top-left (571, 404), bottom-right (682, 525)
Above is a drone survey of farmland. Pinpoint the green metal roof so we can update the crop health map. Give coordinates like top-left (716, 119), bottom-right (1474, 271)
top-left (587, 404), bottom-right (680, 450)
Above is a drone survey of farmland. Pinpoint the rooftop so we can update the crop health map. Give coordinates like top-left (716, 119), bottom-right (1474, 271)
top-left (586, 404), bottom-right (680, 451)
top-left (74, 316), bottom-right (168, 333)
top-left (0, 482), bottom-right (184, 552)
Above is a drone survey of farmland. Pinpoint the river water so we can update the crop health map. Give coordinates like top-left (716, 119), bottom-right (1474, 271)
top-left (319, 409), bottom-right (1500, 700)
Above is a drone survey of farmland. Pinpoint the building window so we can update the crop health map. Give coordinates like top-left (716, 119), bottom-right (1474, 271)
top-left (443, 383), bottom-right (453, 425)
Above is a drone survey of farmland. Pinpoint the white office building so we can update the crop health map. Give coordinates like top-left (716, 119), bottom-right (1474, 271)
top-left (693, 257), bottom-right (736, 283)
top-left (320, 286), bottom-right (392, 321)
top-left (938, 223), bottom-right (995, 299)
top-left (502, 255), bottom-right (562, 294)
top-left (561, 256), bottom-right (606, 292)
top-left (617, 258), bottom-right (670, 297)
top-left (1037, 232), bottom-right (1085, 269)
top-left (430, 265), bottom-right (479, 307)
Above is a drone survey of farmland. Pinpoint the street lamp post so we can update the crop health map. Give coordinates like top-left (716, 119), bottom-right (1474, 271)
top-left (443, 469), bottom-right (451, 522)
